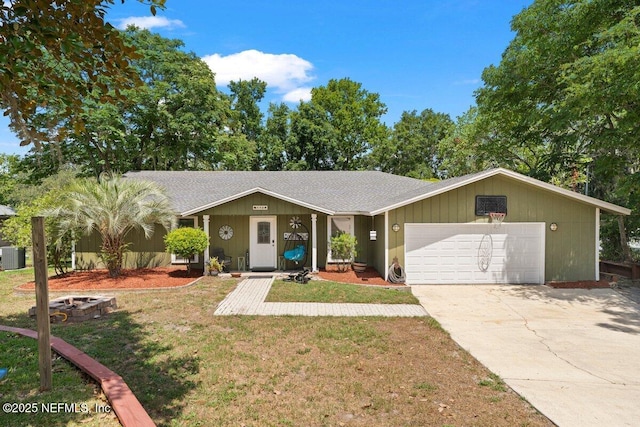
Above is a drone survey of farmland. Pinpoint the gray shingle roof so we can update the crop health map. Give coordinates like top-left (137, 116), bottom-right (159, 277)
top-left (124, 168), bottom-right (632, 216)
top-left (124, 170), bottom-right (437, 215)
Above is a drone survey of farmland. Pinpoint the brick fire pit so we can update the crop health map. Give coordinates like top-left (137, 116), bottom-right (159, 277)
top-left (28, 296), bottom-right (117, 322)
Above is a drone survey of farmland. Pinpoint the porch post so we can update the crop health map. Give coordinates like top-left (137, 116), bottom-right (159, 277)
top-left (311, 213), bottom-right (318, 272)
top-left (384, 211), bottom-right (389, 281)
top-left (203, 215), bottom-right (210, 271)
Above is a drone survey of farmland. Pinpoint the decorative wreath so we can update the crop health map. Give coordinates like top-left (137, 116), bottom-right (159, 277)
top-left (218, 225), bottom-right (234, 240)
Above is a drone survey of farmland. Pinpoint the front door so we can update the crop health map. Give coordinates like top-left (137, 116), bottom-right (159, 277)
top-left (250, 216), bottom-right (277, 270)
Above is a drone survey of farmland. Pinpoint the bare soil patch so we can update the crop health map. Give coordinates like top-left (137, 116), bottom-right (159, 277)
top-left (17, 267), bottom-right (202, 291)
top-left (318, 266), bottom-right (401, 287)
top-left (546, 280), bottom-right (611, 289)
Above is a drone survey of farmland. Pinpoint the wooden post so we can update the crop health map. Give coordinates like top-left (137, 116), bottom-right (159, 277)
top-left (31, 217), bottom-right (52, 391)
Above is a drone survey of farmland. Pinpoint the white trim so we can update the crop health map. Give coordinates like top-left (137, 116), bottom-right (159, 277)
top-left (370, 168), bottom-right (631, 216)
top-left (203, 215), bottom-right (210, 269)
top-left (171, 216), bottom-right (200, 264)
top-left (311, 214), bottom-right (318, 272)
top-left (384, 211), bottom-right (389, 281)
top-left (326, 215), bottom-right (355, 263)
top-left (595, 208), bottom-right (600, 280)
top-left (71, 240), bottom-right (76, 270)
top-left (182, 187), bottom-right (334, 216)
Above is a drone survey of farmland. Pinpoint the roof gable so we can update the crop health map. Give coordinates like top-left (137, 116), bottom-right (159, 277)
top-left (370, 168), bottom-right (631, 216)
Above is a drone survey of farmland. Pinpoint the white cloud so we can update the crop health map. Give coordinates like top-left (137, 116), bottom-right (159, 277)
top-left (282, 87), bottom-right (313, 103)
top-left (116, 16), bottom-right (186, 30)
top-left (202, 50), bottom-right (314, 102)
top-left (453, 78), bottom-right (481, 86)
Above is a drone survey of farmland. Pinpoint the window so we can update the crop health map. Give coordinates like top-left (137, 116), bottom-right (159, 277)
top-left (257, 221), bottom-right (271, 244)
top-left (327, 216), bottom-right (354, 262)
top-left (475, 196), bottom-right (507, 216)
top-left (171, 216), bottom-right (200, 264)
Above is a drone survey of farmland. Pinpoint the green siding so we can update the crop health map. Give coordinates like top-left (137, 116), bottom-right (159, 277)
top-left (201, 192), bottom-right (314, 216)
top-left (372, 215), bottom-right (386, 276)
top-left (75, 226), bottom-right (172, 270)
top-left (388, 175), bottom-right (597, 282)
top-left (74, 191), bottom-right (380, 272)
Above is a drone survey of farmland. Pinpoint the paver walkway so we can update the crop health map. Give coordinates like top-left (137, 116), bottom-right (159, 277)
top-left (214, 276), bottom-right (428, 317)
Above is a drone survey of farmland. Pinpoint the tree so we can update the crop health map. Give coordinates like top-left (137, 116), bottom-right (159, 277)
top-left (20, 28), bottom-right (250, 176)
top-left (257, 103), bottom-right (290, 170)
top-left (52, 175), bottom-right (176, 277)
top-left (228, 78), bottom-right (267, 144)
top-left (475, 0), bottom-right (639, 260)
top-left (0, 154), bottom-right (21, 206)
top-left (373, 109), bottom-right (454, 179)
top-left (163, 227), bottom-right (208, 273)
top-left (438, 108), bottom-right (489, 178)
top-left (2, 170), bottom-right (81, 275)
top-left (0, 0), bottom-right (165, 149)
top-left (287, 78), bottom-right (388, 170)
top-left (329, 232), bottom-right (357, 272)
top-left (286, 101), bottom-right (338, 170)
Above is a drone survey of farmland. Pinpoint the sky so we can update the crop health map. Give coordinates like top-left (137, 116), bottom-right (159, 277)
top-left (0, 0), bottom-right (533, 155)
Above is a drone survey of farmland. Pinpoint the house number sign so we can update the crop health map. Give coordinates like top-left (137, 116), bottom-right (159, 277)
top-left (252, 205), bottom-right (268, 211)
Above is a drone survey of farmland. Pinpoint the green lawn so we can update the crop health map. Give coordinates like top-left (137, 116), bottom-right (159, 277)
top-left (0, 268), bottom-right (553, 427)
top-left (265, 279), bottom-right (420, 304)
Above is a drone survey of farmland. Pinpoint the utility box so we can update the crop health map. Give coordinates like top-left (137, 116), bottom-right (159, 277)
top-left (1, 247), bottom-right (26, 270)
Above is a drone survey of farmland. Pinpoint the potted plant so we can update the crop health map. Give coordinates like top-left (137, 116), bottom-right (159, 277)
top-left (352, 260), bottom-right (367, 273)
top-left (207, 257), bottom-right (224, 276)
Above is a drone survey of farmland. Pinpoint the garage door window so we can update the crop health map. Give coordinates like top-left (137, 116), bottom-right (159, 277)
top-left (327, 216), bottom-right (354, 262)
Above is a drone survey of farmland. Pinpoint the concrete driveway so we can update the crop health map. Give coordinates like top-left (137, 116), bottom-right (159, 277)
top-left (411, 284), bottom-right (640, 427)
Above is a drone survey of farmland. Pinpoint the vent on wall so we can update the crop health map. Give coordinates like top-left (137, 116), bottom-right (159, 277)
top-left (475, 195), bottom-right (507, 216)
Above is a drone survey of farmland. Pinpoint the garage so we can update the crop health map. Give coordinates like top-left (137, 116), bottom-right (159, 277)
top-left (404, 223), bottom-right (545, 285)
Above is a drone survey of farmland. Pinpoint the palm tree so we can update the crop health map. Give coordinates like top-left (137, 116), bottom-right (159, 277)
top-left (54, 175), bottom-right (176, 277)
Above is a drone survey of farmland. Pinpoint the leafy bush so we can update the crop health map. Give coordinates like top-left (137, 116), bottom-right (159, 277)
top-left (164, 227), bottom-right (208, 272)
top-left (2, 192), bottom-right (77, 276)
top-left (330, 232), bottom-right (357, 272)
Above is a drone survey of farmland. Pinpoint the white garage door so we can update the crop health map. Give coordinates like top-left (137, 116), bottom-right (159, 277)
top-left (405, 223), bottom-right (545, 285)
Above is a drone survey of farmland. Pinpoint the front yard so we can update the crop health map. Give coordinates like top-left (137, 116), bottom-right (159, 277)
top-left (0, 268), bottom-right (552, 426)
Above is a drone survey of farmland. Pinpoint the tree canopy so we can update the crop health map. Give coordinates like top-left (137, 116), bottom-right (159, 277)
top-left (474, 0), bottom-right (639, 259)
top-left (0, 0), bottom-right (166, 148)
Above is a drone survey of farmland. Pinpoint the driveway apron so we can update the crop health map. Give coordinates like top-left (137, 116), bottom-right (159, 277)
top-left (411, 284), bottom-right (640, 427)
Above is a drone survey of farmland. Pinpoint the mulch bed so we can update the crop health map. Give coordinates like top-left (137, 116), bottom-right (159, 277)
top-left (17, 267), bottom-right (203, 291)
top-left (317, 266), bottom-right (403, 287)
top-left (545, 280), bottom-right (611, 289)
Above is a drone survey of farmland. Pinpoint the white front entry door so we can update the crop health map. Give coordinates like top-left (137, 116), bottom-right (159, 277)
top-left (250, 216), bottom-right (277, 269)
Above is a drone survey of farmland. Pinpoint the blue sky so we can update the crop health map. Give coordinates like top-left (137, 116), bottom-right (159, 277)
top-left (0, 0), bottom-right (533, 155)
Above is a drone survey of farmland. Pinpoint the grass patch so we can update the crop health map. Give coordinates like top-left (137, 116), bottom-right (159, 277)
top-left (0, 269), bottom-right (553, 427)
top-left (479, 373), bottom-right (508, 392)
top-left (265, 279), bottom-right (419, 304)
top-left (0, 332), bottom-right (119, 427)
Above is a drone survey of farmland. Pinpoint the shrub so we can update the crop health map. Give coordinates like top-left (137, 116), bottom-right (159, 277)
top-left (330, 232), bottom-right (357, 272)
top-left (164, 227), bottom-right (208, 272)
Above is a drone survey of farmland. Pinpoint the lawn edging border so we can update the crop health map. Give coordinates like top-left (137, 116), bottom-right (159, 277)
top-left (0, 325), bottom-right (156, 427)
